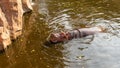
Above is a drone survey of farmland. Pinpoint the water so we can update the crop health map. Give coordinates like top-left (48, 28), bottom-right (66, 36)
top-left (0, 0), bottom-right (120, 68)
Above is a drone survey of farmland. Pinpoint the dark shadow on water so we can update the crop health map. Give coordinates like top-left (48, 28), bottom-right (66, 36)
top-left (44, 41), bottom-right (64, 47)
top-left (0, 50), bottom-right (5, 54)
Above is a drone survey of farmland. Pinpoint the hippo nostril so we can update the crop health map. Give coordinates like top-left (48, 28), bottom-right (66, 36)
top-left (49, 34), bottom-right (58, 43)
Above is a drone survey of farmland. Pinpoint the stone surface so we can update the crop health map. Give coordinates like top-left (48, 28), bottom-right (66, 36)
top-left (22, 0), bottom-right (33, 12)
top-left (0, 0), bottom-right (33, 50)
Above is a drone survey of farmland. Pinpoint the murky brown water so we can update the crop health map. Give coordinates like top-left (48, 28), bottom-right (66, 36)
top-left (0, 0), bottom-right (120, 68)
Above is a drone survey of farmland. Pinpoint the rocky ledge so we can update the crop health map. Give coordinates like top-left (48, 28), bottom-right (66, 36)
top-left (0, 0), bottom-right (33, 50)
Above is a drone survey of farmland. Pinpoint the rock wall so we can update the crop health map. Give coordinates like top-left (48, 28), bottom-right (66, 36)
top-left (0, 0), bottom-right (33, 50)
